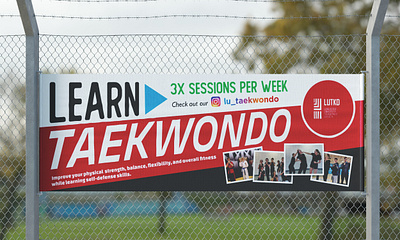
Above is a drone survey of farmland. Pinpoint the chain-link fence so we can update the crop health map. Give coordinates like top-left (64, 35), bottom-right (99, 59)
top-left (379, 34), bottom-right (400, 240)
top-left (38, 34), bottom-right (368, 240)
top-left (0, 35), bottom-right (26, 240)
top-left (1, 27), bottom-right (400, 240)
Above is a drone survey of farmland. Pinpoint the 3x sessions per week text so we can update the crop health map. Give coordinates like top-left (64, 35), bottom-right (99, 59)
top-left (170, 80), bottom-right (288, 95)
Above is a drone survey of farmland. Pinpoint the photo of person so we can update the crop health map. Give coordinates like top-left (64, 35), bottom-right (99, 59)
top-left (239, 157), bottom-right (250, 180)
top-left (253, 151), bottom-right (293, 184)
top-left (331, 157), bottom-right (340, 183)
top-left (323, 153), bottom-right (331, 181)
top-left (223, 147), bottom-right (261, 184)
top-left (310, 152), bottom-right (353, 187)
top-left (225, 158), bottom-right (236, 182)
top-left (288, 153), bottom-right (296, 174)
top-left (284, 144), bottom-right (324, 176)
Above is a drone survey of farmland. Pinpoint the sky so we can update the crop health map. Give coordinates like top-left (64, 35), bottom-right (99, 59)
top-left (0, 0), bottom-right (276, 35)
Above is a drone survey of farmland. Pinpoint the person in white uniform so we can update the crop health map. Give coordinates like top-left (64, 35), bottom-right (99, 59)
top-left (239, 157), bottom-right (249, 180)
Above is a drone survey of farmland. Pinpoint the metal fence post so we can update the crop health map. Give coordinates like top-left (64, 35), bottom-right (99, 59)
top-left (366, 0), bottom-right (388, 239)
top-left (16, 0), bottom-right (39, 240)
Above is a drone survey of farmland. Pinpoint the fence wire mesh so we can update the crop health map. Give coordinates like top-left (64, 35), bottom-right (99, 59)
top-left (379, 34), bottom-right (400, 240)
top-left (1, 32), bottom-right (400, 239)
top-left (0, 35), bottom-right (26, 240)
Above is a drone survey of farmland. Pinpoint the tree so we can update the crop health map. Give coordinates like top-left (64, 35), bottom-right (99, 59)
top-left (233, 0), bottom-right (400, 238)
top-left (233, 1), bottom-right (373, 74)
top-left (234, 0), bottom-right (400, 73)
top-left (233, 1), bottom-right (400, 155)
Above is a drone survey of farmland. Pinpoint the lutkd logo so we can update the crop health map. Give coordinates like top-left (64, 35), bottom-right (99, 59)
top-left (313, 98), bottom-right (341, 120)
top-left (302, 80), bottom-right (354, 138)
top-left (313, 98), bottom-right (322, 119)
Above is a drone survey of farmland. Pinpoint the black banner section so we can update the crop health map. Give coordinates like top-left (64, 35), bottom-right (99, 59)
top-left (68, 147), bottom-right (363, 191)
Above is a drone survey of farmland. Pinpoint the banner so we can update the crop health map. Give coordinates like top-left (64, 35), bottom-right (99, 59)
top-left (39, 74), bottom-right (364, 191)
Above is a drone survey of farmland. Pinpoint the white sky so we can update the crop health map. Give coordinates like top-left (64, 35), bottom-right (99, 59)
top-left (0, 0), bottom-right (276, 35)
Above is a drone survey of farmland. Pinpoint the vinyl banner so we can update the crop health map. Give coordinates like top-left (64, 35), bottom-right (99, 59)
top-left (39, 74), bottom-right (364, 191)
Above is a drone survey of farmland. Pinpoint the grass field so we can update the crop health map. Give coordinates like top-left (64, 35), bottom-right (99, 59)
top-left (7, 213), bottom-right (389, 240)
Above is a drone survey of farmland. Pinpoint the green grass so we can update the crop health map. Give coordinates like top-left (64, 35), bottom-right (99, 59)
top-left (7, 214), bottom-right (400, 240)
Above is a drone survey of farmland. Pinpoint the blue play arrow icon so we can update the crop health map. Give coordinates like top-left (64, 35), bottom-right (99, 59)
top-left (145, 84), bottom-right (167, 114)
